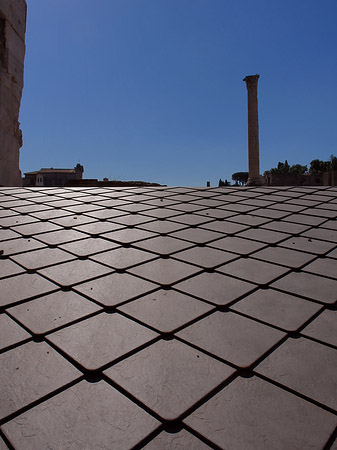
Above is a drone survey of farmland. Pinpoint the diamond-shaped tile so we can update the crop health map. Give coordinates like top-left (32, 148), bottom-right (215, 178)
top-left (128, 258), bottom-right (200, 286)
top-left (0, 259), bottom-right (24, 278)
top-left (184, 376), bottom-right (336, 450)
top-left (118, 289), bottom-right (213, 333)
top-left (301, 310), bottom-right (337, 346)
top-left (102, 228), bottom-right (157, 244)
top-left (169, 228), bottom-right (224, 244)
top-left (0, 314), bottom-right (30, 350)
top-left (218, 258), bottom-right (288, 285)
top-left (175, 272), bottom-right (256, 305)
top-left (91, 246), bottom-right (156, 269)
top-left (231, 288), bottom-right (321, 331)
top-left (11, 247), bottom-right (76, 270)
top-left (74, 272), bottom-right (157, 307)
top-left (251, 246), bottom-right (315, 269)
top-left (209, 236), bottom-right (266, 255)
top-left (36, 229), bottom-right (89, 246)
top-left (47, 312), bottom-right (157, 370)
top-left (38, 259), bottom-right (112, 287)
top-left (0, 341), bottom-right (80, 420)
top-left (0, 273), bottom-right (58, 308)
top-left (105, 339), bottom-right (234, 420)
top-left (11, 221), bottom-right (62, 236)
top-left (271, 272), bottom-right (337, 304)
top-left (0, 237), bottom-right (46, 256)
top-left (279, 236), bottom-right (335, 255)
top-left (133, 235), bottom-right (194, 256)
top-left (173, 245), bottom-right (238, 268)
top-left (59, 237), bottom-right (118, 257)
top-left (302, 257), bottom-right (337, 279)
top-left (8, 291), bottom-right (102, 335)
top-left (2, 381), bottom-right (160, 450)
top-left (74, 221), bottom-right (124, 236)
top-left (177, 311), bottom-right (285, 367)
top-left (256, 337), bottom-right (337, 410)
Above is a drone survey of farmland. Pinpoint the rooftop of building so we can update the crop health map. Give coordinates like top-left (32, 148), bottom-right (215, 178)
top-left (0, 185), bottom-right (336, 449)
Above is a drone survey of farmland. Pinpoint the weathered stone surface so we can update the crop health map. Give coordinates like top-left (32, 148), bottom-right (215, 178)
top-left (0, 0), bottom-right (27, 186)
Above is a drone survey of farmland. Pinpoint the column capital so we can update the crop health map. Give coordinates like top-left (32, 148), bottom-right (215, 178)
top-left (243, 74), bottom-right (259, 89)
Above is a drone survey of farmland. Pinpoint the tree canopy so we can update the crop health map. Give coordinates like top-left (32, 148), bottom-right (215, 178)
top-left (264, 160), bottom-right (307, 175)
top-left (232, 172), bottom-right (248, 185)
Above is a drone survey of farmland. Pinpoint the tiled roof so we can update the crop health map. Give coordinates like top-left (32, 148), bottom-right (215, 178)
top-left (0, 185), bottom-right (336, 449)
top-left (25, 168), bottom-right (77, 175)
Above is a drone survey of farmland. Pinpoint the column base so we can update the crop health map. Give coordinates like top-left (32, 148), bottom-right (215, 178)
top-left (247, 175), bottom-right (265, 186)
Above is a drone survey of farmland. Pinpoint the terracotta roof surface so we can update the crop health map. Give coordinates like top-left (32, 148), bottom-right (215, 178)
top-left (0, 185), bottom-right (336, 449)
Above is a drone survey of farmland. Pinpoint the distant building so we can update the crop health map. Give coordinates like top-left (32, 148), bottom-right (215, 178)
top-left (23, 164), bottom-right (84, 187)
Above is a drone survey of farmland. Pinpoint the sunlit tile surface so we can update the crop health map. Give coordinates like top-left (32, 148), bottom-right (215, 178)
top-left (0, 185), bottom-right (336, 449)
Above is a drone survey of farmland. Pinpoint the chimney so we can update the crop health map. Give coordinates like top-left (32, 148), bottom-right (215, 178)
top-left (243, 74), bottom-right (262, 185)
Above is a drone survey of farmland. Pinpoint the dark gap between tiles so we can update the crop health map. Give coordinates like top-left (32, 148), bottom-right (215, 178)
top-left (255, 373), bottom-right (337, 417)
top-left (323, 427), bottom-right (337, 450)
top-left (0, 377), bottom-right (84, 427)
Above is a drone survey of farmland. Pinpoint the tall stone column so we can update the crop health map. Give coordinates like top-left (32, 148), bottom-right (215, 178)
top-left (243, 74), bottom-right (262, 185)
top-left (0, 0), bottom-right (27, 186)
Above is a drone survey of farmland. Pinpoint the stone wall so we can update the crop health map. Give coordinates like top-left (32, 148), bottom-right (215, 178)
top-left (0, 0), bottom-right (27, 186)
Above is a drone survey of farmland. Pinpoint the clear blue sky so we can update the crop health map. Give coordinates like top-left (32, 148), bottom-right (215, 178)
top-left (20, 0), bottom-right (337, 186)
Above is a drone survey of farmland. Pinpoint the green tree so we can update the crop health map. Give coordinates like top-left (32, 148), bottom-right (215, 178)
top-left (290, 164), bottom-right (307, 174)
top-left (232, 172), bottom-right (248, 185)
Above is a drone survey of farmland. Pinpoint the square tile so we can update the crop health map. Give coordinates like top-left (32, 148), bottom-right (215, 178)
top-left (74, 272), bottom-right (158, 307)
top-left (47, 312), bottom-right (158, 370)
top-left (36, 229), bottom-right (89, 246)
top-left (91, 246), bottom-right (156, 269)
top-left (271, 272), bottom-right (337, 304)
top-left (118, 289), bottom-right (213, 333)
top-left (0, 229), bottom-right (21, 241)
top-left (105, 339), bottom-right (234, 420)
top-left (133, 235), bottom-right (194, 256)
top-left (0, 237), bottom-right (46, 256)
top-left (200, 220), bottom-right (248, 235)
top-left (102, 228), bottom-right (157, 244)
top-left (8, 291), bottom-right (102, 335)
top-left (301, 228), bottom-right (337, 243)
top-left (0, 314), bottom-right (30, 350)
top-left (184, 376), bottom-right (336, 450)
top-left (279, 236), bottom-right (335, 255)
top-left (302, 257), bottom-right (337, 279)
top-left (0, 341), bottom-right (80, 420)
top-left (12, 221), bottom-right (62, 236)
top-left (256, 337), bottom-right (337, 410)
top-left (59, 237), bottom-right (119, 257)
top-left (236, 228), bottom-right (289, 244)
top-left (261, 220), bottom-right (309, 234)
top-left (137, 219), bottom-right (186, 234)
top-left (128, 258), bottom-right (201, 286)
top-left (177, 311), bottom-right (284, 367)
top-left (173, 245), bottom-right (238, 268)
top-left (2, 381), bottom-right (160, 450)
top-left (0, 259), bottom-right (24, 278)
top-left (301, 310), bottom-right (337, 346)
top-left (11, 247), bottom-right (76, 270)
top-left (74, 221), bottom-right (125, 236)
top-left (251, 246), bottom-right (315, 269)
top-left (175, 272), bottom-right (256, 305)
top-left (110, 213), bottom-right (153, 226)
top-left (231, 288), bottom-right (321, 331)
top-left (218, 258), bottom-right (288, 285)
top-left (169, 228), bottom-right (223, 244)
top-left (209, 236), bottom-right (266, 255)
top-left (0, 273), bottom-right (58, 308)
top-left (38, 259), bottom-right (112, 287)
